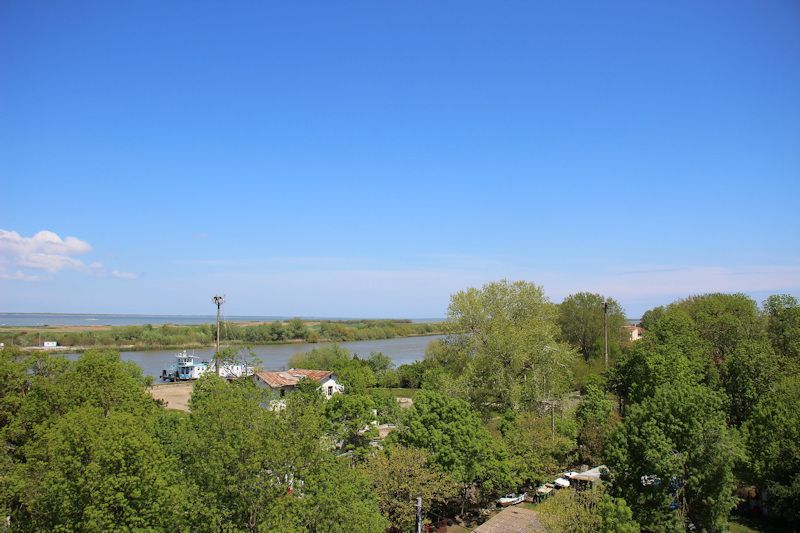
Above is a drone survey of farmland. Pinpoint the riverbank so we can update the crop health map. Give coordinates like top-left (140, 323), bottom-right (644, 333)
top-left (149, 382), bottom-right (193, 412)
top-left (9, 331), bottom-right (446, 353)
top-left (0, 319), bottom-right (449, 352)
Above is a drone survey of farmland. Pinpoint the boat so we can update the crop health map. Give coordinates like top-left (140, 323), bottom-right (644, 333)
top-left (161, 351), bottom-right (209, 381)
top-left (160, 351), bottom-right (253, 381)
top-left (497, 493), bottom-right (525, 507)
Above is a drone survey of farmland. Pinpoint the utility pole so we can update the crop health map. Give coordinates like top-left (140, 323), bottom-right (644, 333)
top-left (603, 301), bottom-right (609, 370)
top-left (415, 497), bottom-right (423, 533)
top-left (212, 295), bottom-right (225, 376)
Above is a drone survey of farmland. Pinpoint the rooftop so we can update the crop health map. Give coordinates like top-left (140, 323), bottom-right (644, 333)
top-left (254, 368), bottom-right (333, 388)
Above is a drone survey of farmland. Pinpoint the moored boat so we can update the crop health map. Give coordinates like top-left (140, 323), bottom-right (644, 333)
top-left (160, 351), bottom-right (253, 381)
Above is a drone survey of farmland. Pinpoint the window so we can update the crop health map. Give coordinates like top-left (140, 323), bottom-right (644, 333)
top-left (328, 386), bottom-right (333, 396)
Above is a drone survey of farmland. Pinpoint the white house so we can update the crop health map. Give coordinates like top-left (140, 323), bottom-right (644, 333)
top-left (624, 325), bottom-right (645, 341)
top-left (253, 368), bottom-right (344, 399)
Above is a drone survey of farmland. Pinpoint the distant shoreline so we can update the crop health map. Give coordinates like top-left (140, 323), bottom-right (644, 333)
top-left (13, 332), bottom-right (447, 354)
top-left (0, 312), bottom-right (446, 327)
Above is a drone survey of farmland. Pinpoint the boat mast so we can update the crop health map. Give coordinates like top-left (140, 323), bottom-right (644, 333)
top-left (212, 295), bottom-right (225, 376)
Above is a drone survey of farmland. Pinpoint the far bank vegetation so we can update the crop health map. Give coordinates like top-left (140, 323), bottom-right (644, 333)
top-left (0, 318), bottom-right (446, 350)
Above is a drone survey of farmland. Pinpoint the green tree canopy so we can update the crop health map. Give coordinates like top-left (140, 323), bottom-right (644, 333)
top-left (557, 292), bottom-right (627, 360)
top-left (394, 390), bottom-right (512, 512)
top-left (605, 383), bottom-right (742, 532)
top-left (743, 376), bottom-right (800, 524)
top-left (537, 487), bottom-right (639, 533)
top-left (446, 280), bottom-right (575, 413)
top-left (13, 406), bottom-right (194, 532)
top-left (361, 446), bottom-right (458, 532)
top-left (763, 294), bottom-right (800, 363)
top-left (669, 293), bottom-right (763, 362)
top-left (286, 317), bottom-right (307, 339)
top-left (575, 382), bottom-right (618, 465)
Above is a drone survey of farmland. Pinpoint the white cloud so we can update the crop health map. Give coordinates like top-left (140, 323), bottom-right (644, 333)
top-left (112, 270), bottom-right (138, 280)
top-left (0, 229), bottom-right (136, 281)
top-left (0, 270), bottom-right (42, 281)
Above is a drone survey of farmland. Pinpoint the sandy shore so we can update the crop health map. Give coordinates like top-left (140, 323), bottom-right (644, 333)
top-left (149, 382), bottom-right (194, 412)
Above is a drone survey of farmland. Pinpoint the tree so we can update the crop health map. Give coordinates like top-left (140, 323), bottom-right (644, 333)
top-left (605, 383), bottom-right (742, 532)
top-left (557, 292), bottom-right (627, 360)
top-left (287, 317), bottom-right (307, 339)
top-left (502, 410), bottom-right (577, 488)
top-left (743, 376), bottom-right (800, 524)
top-left (288, 344), bottom-right (351, 370)
top-left (721, 339), bottom-right (780, 426)
top-left (639, 305), bottom-right (665, 331)
top-left (286, 455), bottom-right (387, 533)
top-left (325, 393), bottom-right (377, 461)
top-left (334, 359), bottom-right (376, 394)
top-left (13, 406), bottom-right (194, 531)
top-left (447, 280), bottom-right (575, 413)
top-left (365, 352), bottom-right (394, 375)
top-left (670, 293), bottom-right (763, 363)
top-left (179, 374), bottom-right (288, 530)
top-left (609, 309), bottom-right (711, 407)
top-left (394, 390), bottom-right (512, 513)
top-left (361, 446), bottom-right (458, 532)
top-left (763, 294), bottom-right (800, 362)
top-left (4, 350), bottom-right (156, 451)
top-left (537, 487), bottom-right (638, 533)
top-left (268, 320), bottom-right (287, 341)
top-left (575, 382), bottom-right (618, 465)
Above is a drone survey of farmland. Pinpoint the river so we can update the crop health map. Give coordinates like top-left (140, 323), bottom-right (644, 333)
top-left (65, 335), bottom-right (446, 379)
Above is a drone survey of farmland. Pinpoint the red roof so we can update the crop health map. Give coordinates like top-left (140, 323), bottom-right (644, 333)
top-left (254, 368), bottom-right (333, 389)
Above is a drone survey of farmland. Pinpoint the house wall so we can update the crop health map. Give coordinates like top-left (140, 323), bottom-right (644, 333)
top-left (319, 376), bottom-right (343, 398)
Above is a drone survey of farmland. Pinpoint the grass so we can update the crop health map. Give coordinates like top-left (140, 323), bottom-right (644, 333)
top-left (374, 387), bottom-right (420, 398)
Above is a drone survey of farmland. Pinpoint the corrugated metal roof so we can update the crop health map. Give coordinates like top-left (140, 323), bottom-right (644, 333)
top-left (254, 368), bottom-right (333, 389)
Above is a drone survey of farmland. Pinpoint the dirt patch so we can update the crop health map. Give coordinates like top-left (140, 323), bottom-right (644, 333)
top-left (149, 382), bottom-right (194, 412)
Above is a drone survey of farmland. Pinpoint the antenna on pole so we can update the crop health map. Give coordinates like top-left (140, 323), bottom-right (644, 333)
top-left (212, 295), bottom-right (225, 376)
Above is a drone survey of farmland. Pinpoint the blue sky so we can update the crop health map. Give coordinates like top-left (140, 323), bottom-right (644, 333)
top-left (1, 1), bottom-right (799, 318)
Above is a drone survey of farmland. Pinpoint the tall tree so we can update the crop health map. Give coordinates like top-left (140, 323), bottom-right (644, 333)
top-left (394, 390), bottom-right (512, 513)
top-left (743, 376), bottom-right (800, 524)
top-left (13, 406), bottom-right (194, 531)
top-left (537, 487), bottom-right (639, 533)
top-left (605, 383), bottom-right (742, 532)
top-left (361, 446), bottom-right (458, 532)
top-left (575, 382), bottom-right (618, 465)
top-left (721, 339), bottom-right (780, 426)
top-left (557, 292), bottom-right (627, 360)
top-left (447, 280), bottom-right (575, 413)
top-left (763, 294), bottom-right (800, 362)
top-left (670, 293), bottom-right (763, 363)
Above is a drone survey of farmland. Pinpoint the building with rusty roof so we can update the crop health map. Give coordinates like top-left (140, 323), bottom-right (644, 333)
top-left (253, 368), bottom-right (344, 399)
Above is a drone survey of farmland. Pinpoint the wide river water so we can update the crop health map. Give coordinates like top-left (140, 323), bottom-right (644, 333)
top-left (65, 335), bottom-right (446, 379)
